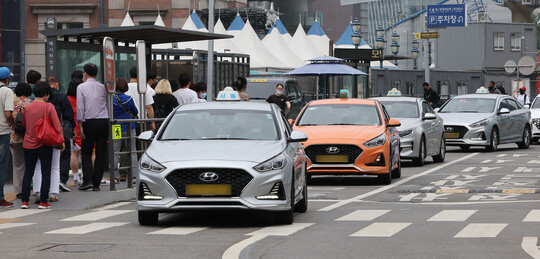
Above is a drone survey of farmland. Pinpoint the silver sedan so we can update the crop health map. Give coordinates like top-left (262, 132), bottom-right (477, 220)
top-left (436, 94), bottom-right (531, 151)
top-left (372, 97), bottom-right (446, 166)
top-left (137, 101), bottom-right (308, 225)
top-left (528, 96), bottom-right (540, 143)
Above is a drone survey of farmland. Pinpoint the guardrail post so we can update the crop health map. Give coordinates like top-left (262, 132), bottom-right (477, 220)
top-left (127, 125), bottom-right (133, 189)
top-left (108, 95), bottom-right (116, 191)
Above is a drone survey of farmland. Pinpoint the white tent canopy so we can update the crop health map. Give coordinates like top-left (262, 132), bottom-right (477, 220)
top-left (288, 23), bottom-right (321, 62)
top-left (262, 28), bottom-right (304, 68)
top-left (307, 20), bottom-right (331, 56)
top-left (233, 20), bottom-right (286, 69)
top-left (213, 18), bottom-right (242, 54)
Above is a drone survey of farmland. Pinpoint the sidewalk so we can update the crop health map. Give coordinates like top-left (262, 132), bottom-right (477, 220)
top-left (3, 175), bottom-right (136, 210)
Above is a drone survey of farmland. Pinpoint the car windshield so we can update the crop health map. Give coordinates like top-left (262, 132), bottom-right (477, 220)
top-left (532, 98), bottom-right (540, 109)
top-left (379, 101), bottom-right (419, 118)
top-left (159, 109), bottom-right (279, 141)
top-left (297, 104), bottom-right (381, 126)
top-left (438, 98), bottom-right (496, 113)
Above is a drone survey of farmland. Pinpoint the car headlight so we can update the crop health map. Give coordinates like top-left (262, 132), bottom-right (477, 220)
top-left (254, 153), bottom-right (286, 172)
top-left (533, 118), bottom-right (540, 127)
top-left (364, 133), bottom-right (386, 148)
top-left (140, 153), bottom-right (166, 173)
top-left (470, 118), bottom-right (490, 128)
top-left (398, 129), bottom-right (414, 137)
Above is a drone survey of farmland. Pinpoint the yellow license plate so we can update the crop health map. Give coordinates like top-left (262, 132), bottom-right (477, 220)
top-left (185, 184), bottom-right (232, 196)
top-left (316, 155), bottom-right (349, 163)
top-left (444, 132), bottom-right (460, 139)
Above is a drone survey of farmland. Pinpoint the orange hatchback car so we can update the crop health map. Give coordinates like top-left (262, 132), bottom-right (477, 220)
top-left (291, 98), bottom-right (401, 184)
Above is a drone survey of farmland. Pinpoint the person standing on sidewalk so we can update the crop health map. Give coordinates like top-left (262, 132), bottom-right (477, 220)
top-left (32, 76), bottom-right (75, 203)
top-left (0, 67), bottom-right (15, 208)
top-left (126, 67), bottom-right (156, 132)
top-left (10, 83), bottom-right (33, 199)
top-left (26, 70), bottom-right (41, 100)
top-left (67, 78), bottom-right (84, 186)
top-left (173, 73), bottom-right (198, 105)
top-left (20, 81), bottom-right (64, 209)
top-left (76, 64), bottom-right (109, 191)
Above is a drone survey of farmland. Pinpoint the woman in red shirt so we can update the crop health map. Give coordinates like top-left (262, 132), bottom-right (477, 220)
top-left (20, 82), bottom-right (64, 209)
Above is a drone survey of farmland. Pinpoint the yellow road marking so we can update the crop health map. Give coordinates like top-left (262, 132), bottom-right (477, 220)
top-left (0, 218), bottom-right (22, 224)
top-left (436, 189), bottom-right (469, 194)
top-left (502, 189), bottom-right (536, 194)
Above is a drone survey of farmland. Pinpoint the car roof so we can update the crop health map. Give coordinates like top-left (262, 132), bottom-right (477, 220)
top-left (176, 101), bottom-right (273, 112)
top-left (453, 93), bottom-right (502, 99)
top-left (371, 96), bottom-right (422, 102)
top-left (308, 98), bottom-right (377, 106)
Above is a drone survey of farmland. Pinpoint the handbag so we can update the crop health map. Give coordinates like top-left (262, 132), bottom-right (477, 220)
top-left (114, 94), bottom-right (138, 119)
top-left (35, 104), bottom-right (65, 146)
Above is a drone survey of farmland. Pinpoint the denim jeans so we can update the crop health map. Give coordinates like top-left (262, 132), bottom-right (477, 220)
top-left (21, 145), bottom-right (53, 203)
top-left (0, 134), bottom-right (10, 200)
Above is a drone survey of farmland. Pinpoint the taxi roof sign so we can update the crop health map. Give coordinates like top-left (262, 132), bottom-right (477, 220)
top-left (339, 89), bottom-right (349, 98)
top-left (216, 87), bottom-right (241, 101)
top-left (250, 79), bottom-right (268, 83)
top-left (476, 86), bottom-right (489, 94)
top-left (387, 88), bottom-right (402, 96)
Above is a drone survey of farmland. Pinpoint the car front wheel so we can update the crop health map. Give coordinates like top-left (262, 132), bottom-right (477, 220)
top-left (486, 128), bottom-right (499, 152)
top-left (138, 211), bottom-right (158, 226)
top-left (517, 126), bottom-right (531, 149)
top-left (432, 137), bottom-right (446, 163)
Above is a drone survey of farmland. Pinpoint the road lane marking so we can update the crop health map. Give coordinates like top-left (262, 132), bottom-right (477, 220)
top-left (0, 209), bottom-right (50, 219)
top-left (436, 189), bottom-right (469, 193)
top-left (454, 223), bottom-right (507, 238)
top-left (522, 237), bottom-right (540, 259)
top-left (502, 189), bottom-right (536, 194)
top-left (318, 153), bottom-right (479, 211)
top-left (95, 202), bottom-right (133, 210)
top-left (147, 227), bottom-right (207, 235)
top-left (45, 222), bottom-right (129, 234)
top-left (335, 210), bottom-right (390, 221)
top-left (350, 223), bottom-right (411, 237)
top-left (427, 210), bottom-right (477, 222)
top-left (60, 210), bottom-right (132, 221)
top-left (0, 223), bottom-right (35, 230)
top-left (222, 223), bottom-right (314, 259)
top-left (523, 210), bottom-right (540, 222)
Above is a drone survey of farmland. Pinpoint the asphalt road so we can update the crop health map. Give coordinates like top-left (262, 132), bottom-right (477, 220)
top-left (1, 143), bottom-right (540, 258)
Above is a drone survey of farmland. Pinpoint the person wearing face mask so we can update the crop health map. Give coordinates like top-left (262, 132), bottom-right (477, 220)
top-left (190, 82), bottom-right (208, 102)
top-left (423, 82), bottom-right (440, 108)
top-left (266, 84), bottom-right (291, 112)
top-left (514, 86), bottom-right (530, 106)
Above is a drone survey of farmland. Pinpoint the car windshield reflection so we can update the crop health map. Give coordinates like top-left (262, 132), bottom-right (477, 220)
top-left (380, 101), bottom-right (419, 118)
top-left (159, 109), bottom-right (279, 141)
top-left (439, 98), bottom-right (496, 113)
top-left (297, 104), bottom-right (381, 126)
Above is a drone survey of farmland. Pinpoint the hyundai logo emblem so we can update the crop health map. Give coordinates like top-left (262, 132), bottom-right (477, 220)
top-left (326, 147), bottom-right (340, 154)
top-left (199, 172), bottom-right (219, 182)
top-left (445, 127), bottom-right (454, 132)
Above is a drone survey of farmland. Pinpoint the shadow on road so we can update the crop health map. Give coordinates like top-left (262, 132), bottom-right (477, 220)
top-left (155, 210), bottom-right (277, 227)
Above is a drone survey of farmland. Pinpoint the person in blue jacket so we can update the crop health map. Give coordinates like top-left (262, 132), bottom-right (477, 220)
top-left (112, 77), bottom-right (138, 183)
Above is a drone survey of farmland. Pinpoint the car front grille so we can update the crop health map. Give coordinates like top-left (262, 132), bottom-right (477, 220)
top-left (304, 144), bottom-right (362, 164)
top-left (444, 125), bottom-right (469, 138)
top-left (165, 168), bottom-right (253, 197)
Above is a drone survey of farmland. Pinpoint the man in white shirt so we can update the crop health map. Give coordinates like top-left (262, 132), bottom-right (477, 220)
top-left (514, 86), bottom-right (530, 106)
top-left (126, 67), bottom-right (156, 131)
top-left (173, 73), bottom-right (198, 105)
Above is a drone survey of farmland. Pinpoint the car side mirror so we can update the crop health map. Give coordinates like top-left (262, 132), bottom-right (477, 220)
top-left (387, 118), bottom-right (401, 127)
top-left (423, 113), bottom-right (437, 120)
top-left (288, 119), bottom-right (295, 125)
top-left (524, 104), bottom-right (530, 109)
top-left (287, 94), bottom-right (296, 101)
top-left (433, 108), bottom-right (440, 113)
top-left (138, 131), bottom-right (154, 142)
top-left (288, 130), bottom-right (308, 143)
top-left (498, 108), bottom-right (510, 115)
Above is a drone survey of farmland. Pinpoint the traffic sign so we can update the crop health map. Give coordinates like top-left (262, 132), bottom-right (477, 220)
top-left (112, 124), bottom-right (122, 140)
top-left (504, 60), bottom-right (517, 74)
top-left (414, 32), bottom-right (439, 39)
top-left (427, 4), bottom-right (467, 28)
top-left (518, 56), bottom-right (536, 76)
top-left (103, 37), bottom-right (115, 93)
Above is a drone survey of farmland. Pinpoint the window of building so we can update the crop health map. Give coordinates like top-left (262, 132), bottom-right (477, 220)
top-left (494, 32), bottom-right (504, 51)
top-left (511, 33), bottom-right (522, 51)
top-left (438, 80), bottom-right (450, 98)
top-left (407, 81), bottom-right (415, 96)
top-left (457, 81), bottom-right (468, 95)
top-left (139, 21), bottom-right (155, 26)
top-left (392, 80), bottom-right (401, 90)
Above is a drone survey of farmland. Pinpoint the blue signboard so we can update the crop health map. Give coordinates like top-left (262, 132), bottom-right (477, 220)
top-left (427, 4), bottom-right (466, 28)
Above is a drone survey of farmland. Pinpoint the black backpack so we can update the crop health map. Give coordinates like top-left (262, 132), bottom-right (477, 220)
top-left (497, 85), bottom-right (506, 94)
top-left (14, 112), bottom-right (25, 137)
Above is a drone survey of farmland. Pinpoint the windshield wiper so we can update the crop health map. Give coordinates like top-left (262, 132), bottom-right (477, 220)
top-left (202, 137), bottom-right (252, 140)
top-left (457, 111), bottom-right (479, 113)
top-left (160, 138), bottom-right (194, 141)
top-left (328, 123), bottom-right (355, 125)
top-left (299, 123), bottom-right (319, 126)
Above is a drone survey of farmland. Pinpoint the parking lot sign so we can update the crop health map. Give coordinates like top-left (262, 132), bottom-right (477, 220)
top-left (427, 4), bottom-right (466, 28)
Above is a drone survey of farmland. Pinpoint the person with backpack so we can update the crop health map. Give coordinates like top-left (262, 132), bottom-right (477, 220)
top-left (514, 86), bottom-right (530, 106)
top-left (488, 81), bottom-right (502, 94)
top-left (153, 79), bottom-right (179, 129)
top-left (10, 83), bottom-right (33, 199)
top-left (112, 78), bottom-right (139, 184)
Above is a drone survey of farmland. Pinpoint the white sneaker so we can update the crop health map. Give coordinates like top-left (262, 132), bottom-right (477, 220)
top-left (100, 178), bottom-right (110, 185)
top-left (73, 178), bottom-right (83, 186)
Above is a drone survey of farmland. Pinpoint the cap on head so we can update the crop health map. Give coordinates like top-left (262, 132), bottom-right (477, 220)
top-left (0, 67), bottom-right (13, 80)
top-left (520, 86), bottom-right (526, 91)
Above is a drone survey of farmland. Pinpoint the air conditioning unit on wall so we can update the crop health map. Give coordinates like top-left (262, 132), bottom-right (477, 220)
top-left (477, 12), bottom-right (488, 22)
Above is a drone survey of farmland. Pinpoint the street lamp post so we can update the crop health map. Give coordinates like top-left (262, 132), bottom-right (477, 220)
top-left (411, 39), bottom-right (419, 70)
top-left (391, 31), bottom-right (400, 66)
top-left (351, 18), bottom-right (362, 98)
top-left (376, 25), bottom-right (386, 69)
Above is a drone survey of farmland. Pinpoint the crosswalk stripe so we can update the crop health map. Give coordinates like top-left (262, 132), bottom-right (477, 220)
top-left (246, 223), bottom-right (314, 236)
top-left (60, 210), bottom-right (132, 221)
top-left (350, 223), bottom-right (411, 237)
top-left (95, 202), bottom-right (133, 211)
top-left (454, 223), bottom-right (507, 238)
top-left (0, 209), bottom-right (50, 219)
top-left (523, 210), bottom-right (540, 222)
top-left (147, 227), bottom-right (207, 235)
top-left (45, 222), bottom-right (129, 234)
top-left (0, 223), bottom-right (35, 230)
top-left (335, 210), bottom-right (390, 221)
top-left (428, 210), bottom-right (477, 222)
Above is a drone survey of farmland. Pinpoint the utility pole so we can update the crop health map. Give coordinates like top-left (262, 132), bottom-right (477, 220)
top-left (207, 0), bottom-right (215, 102)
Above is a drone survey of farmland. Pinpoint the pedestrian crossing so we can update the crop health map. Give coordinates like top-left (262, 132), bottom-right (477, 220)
top-left (0, 204), bottom-right (539, 239)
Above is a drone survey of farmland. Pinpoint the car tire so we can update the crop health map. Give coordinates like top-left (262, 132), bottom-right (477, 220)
top-left (391, 155), bottom-right (401, 179)
top-left (412, 137), bottom-right (426, 166)
top-left (517, 126), bottom-right (531, 149)
top-left (485, 127), bottom-right (499, 152)
top-left (276, 175), bottom-right (295, 225)
top-left (460, 145), bottom-right (470, 151)
top-left (294, 167), bottom-right (308, 213)
top-left (138, 211), bottom-right (158, 226)
top-left (378, 152), bottom-right (392, 185)
top-left (432, 137), bottom-right (446, 163)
